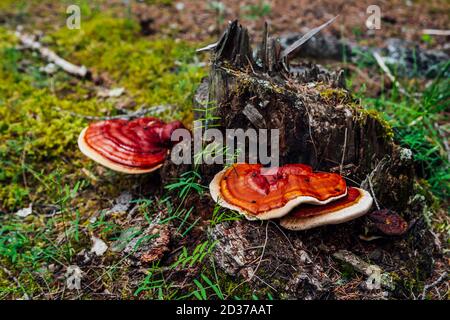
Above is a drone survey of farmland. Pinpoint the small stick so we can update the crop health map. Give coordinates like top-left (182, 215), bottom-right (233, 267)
top-left (339, 128), bottom-right (348, 175)
top-left (421, 272), bottom-right (448, 300)
top-left (367, 175), bottom-right (380, 210)
top-left (373, 52), bottom-right (417, 102)
top-left (15, 30), bottom-right (89, 78)
top-left (54, 104), bottom-right (174, 120)
top-left (249, 221), bottom-right (269, 281)
top-left (422, 29), bottom-right (450, 36)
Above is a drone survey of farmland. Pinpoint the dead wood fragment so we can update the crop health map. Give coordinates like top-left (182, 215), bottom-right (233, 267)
top-left (242, 103), bottom-right (267, 129)
top-left (15, 30), bottom-right (90, 78)
top-left (122, 211), bottom-right (171, 264)
top-left (54, 104), bottom-right (174, 120)
top-left (209, 220), bottom-right (332, 299)
top-left (281, 16), bottom-right (338, 60)
top-left (332, 250), bottom-right (394, 290)
top-left (420, 272), bottom-right (448, 299)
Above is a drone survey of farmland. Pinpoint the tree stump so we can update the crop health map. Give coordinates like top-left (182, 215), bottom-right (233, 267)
top-left (193, 20), bottom-right (413, 211)
top-left (162, 20), bottom-right (438, 299)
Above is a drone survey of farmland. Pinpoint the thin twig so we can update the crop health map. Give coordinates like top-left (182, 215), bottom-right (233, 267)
top-left (421, 272), bottom-right (448, 300)
top-left (253, 275), bottom-right (278, 292)
top-left (225, 222), bottom-right (270, 298)
top-left (54, 104), bottom-right (175, 120)
top-left (249, 222), bottom-right (269, 281)
top-left (422, 29), bottom-right (450, 36)
top-left (367, 175), bottom-right (380, 210)
top-left (373, 51), bottom-right (417, 102)
top-left (15, 29), bottom-right (89, 78)
top-left (340, 128), bottom-right (348, 175)
top-left (304, 107), bottom-right (318, 161)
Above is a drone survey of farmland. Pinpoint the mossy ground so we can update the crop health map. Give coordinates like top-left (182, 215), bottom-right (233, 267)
top-left (0, 15), bottom-right (205, 211)
top-left (0, 10), bottom-right (208, 299)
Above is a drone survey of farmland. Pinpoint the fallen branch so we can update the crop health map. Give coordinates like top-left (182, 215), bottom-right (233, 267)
top-left (420, 272), bottom-right (448, 300)
top-left (54, 104), bottom-right (175, 120)
top-left (422, 29), bottom-right (450, 36)
top-left (333, 250), bottom-right (394, 290)
top-left (15, 29), bottom-right (90, 78)
top-left (373, 51), bottom-right (412, 99)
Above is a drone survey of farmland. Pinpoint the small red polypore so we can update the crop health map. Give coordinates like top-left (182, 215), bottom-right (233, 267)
top-left (279, 187), bottom-right (373, 230)
top-left (290, 187), bottom-right (362, 218)
top-left (369, 209), bottom-right (408, 236)
top-left (80, 117), bottom-right (183, 172)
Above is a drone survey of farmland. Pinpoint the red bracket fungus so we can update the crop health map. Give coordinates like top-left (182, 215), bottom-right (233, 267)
top-left (209, 163), bottom-right (348, 220)
top-left (280, 187), bottom-right (373, 230)
top-left (78, 117), bottom-right (183, 174)
top-left (368, 209), bottom-right (408, 236)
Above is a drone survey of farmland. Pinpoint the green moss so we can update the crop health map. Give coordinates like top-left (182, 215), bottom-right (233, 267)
top-left (318, 86), bottom-right (394, 141)
top-left (0, 0), bottom-right (25, 10)
top-left (390, 270), bottom-right (425, 298)
top-left (319, 88), bottom-right (351, 103)
top-left (361, 108), bottom-right (394, 140)
top-left (347, 101), bottom-right (395, 141)
top-left (48, 15), bottom-right (206, 114)
top-left (0, 15), bottom-right (206, 210)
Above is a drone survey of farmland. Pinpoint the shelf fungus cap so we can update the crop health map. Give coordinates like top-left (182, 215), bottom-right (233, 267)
top-left (368, 209), bottom-right (408, 236)
top-left (280, 187), bottom-right (373, 230)
top-left (209, 163), bottom-right (347, 220)
top-left (78, 117), bottom-right (183, 174)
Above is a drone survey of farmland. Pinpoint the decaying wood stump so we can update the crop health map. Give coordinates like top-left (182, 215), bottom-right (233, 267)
top-left (192, 20), bottom-right (413, 211)
top-left (162, 20), bottom-right (439, 299)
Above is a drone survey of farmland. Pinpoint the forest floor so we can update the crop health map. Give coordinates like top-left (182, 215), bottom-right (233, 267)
top-left (0, 0), bottom-right (448, 300)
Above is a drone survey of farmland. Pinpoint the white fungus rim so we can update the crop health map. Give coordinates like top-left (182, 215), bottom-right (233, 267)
top-left (78, 127), bottom-right (164, 174)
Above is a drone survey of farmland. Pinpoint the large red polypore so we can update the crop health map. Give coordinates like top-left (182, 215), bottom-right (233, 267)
top-left (78, 117), bottom-right (183, 174)
top-left (209, 163), bottom-right (347, 220)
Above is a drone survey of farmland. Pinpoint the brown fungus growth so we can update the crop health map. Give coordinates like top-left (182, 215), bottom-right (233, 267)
top-left (368, 209), bottom-right (408, 236)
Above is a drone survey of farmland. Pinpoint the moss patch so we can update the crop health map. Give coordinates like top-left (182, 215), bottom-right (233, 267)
top-left (0, 15), bottom-right (206, 211)
top-left (319, 87), bottom-right (351, 103)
